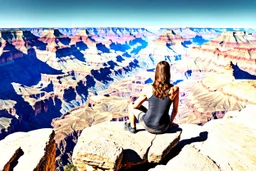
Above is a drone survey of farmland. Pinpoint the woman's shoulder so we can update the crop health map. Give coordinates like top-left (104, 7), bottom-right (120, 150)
top-left (168, 85), bottom-right (179, 100)
top-left (170, 85), bottom-right (179, 92)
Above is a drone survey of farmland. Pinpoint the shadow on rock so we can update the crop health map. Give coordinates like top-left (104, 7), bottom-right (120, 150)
top-left (123, 149), bottom-right (144, 164)
top-left (124, 130), bottom-right (208, 171)
top-left (162, 131), bottom-right (208, 164)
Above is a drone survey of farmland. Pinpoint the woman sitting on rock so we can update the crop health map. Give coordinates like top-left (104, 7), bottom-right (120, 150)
top-left (125, 61), bottom-right (179, 134)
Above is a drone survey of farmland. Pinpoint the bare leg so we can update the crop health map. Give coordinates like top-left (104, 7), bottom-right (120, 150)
top-left (127, 103), bottom-right (147, 128)
top-left (170, 112), bottom-right (179, 127)
top-left (170, 112), bottom-right (177, 123)
top-left (128, 108), bottom-right (136, 128)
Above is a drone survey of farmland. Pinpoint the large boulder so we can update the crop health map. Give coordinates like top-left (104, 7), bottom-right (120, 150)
top-left (147, 128), bottom-right (182, 163)
top-left (76, 138), bottom-right (123, 171)
top-left (0, 128), bottom-right (56, 171)
top-left (150, 105), bottom-right (256, 171)
top-left (193, 113), bottom-right (256, 170)
top-left (72, 122), bottom-right (182, 171)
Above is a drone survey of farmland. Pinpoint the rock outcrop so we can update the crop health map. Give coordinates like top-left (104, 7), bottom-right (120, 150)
top-left (53, 94), bottom-right (130, 169)
top-left (0, 128), bottom-right (56, 171)
top-left (176, 72), bottom-right (256, 124)
top-left (191, 31), bottom-right (256, 75)
top-left (0, 100), bottom-right (18, 140)
top-left (150, 105), bottom-right (256, 171)
top-left (72, 122), bottom-right (182, 171)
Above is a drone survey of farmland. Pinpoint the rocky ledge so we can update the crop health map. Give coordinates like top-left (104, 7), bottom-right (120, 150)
top-left (0, 128), bottom-right (56, 171)
top-left (72, 122), bottom-right (182, 171)
top-left (72, 105), bottom-right (256, 171)
top-left (150, 105), bottom-right (256, 171)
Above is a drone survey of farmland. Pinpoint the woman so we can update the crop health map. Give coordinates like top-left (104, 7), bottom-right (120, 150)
top-left (125, 61), bottom-right (179, 134)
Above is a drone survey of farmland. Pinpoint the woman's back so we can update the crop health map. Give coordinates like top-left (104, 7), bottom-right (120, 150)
top-left (143, 95), bottom-right (173, 131)
top-left (141, 85), bottom-right (174, 132)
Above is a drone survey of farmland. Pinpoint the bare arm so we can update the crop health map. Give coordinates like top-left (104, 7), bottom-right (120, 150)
top-left (132, 95), bottom-right (147, 109)
top-left (132, 87), bottom-right (149, 109)
top-left (170, 86), bottom-right (179, 123)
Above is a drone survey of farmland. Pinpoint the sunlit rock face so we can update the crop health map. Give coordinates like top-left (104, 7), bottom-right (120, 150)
top-left (169, 31), bottom-right (256, 124)
top-left (0, 100), bottom-right (18, 140)
top-left (0, 27), bottom-right (256, 170)
top-left (0, 128), bottom-right (56, 171)
top-left (176, 72), bottom-right (256, 125)
top-left (191, 31), bottom-right (256, 75)
top-left (53, 94), bottom-right (129, 168)
top-left (72, 122), bottom-right (182, 171)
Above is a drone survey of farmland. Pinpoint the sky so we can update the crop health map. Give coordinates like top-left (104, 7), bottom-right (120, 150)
top-left (0, 0), bottom-right (255, 29)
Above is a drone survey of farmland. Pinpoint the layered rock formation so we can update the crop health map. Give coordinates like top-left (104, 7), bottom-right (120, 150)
top-left (85, 27), bottom-right (154, 41)
top-left (0, 128), bottom-right (56, 171)
top-left (160, 27), bottom-right (223, 42)
top-left (0, 27), bottom-right (144, 142)
top-left (168, 31), bottom-right (256, 125)
top-left (0, 100), bottom-right (19, 139)
top-left (138, 29), bottom-right (188, 69)
top-left (72, 122), bottom-right (182, 171)
top-left (191, 31), bottom-right (256, 75)
top-left (175, 72), bottom-right (256, 125)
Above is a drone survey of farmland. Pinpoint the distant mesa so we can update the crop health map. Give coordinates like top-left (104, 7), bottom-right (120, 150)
top-left (156, 29), bottom-right (185, 43)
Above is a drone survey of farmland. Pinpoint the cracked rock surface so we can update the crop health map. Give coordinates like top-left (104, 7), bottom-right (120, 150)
top-left (72, 122), bottom-right (182, 171)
